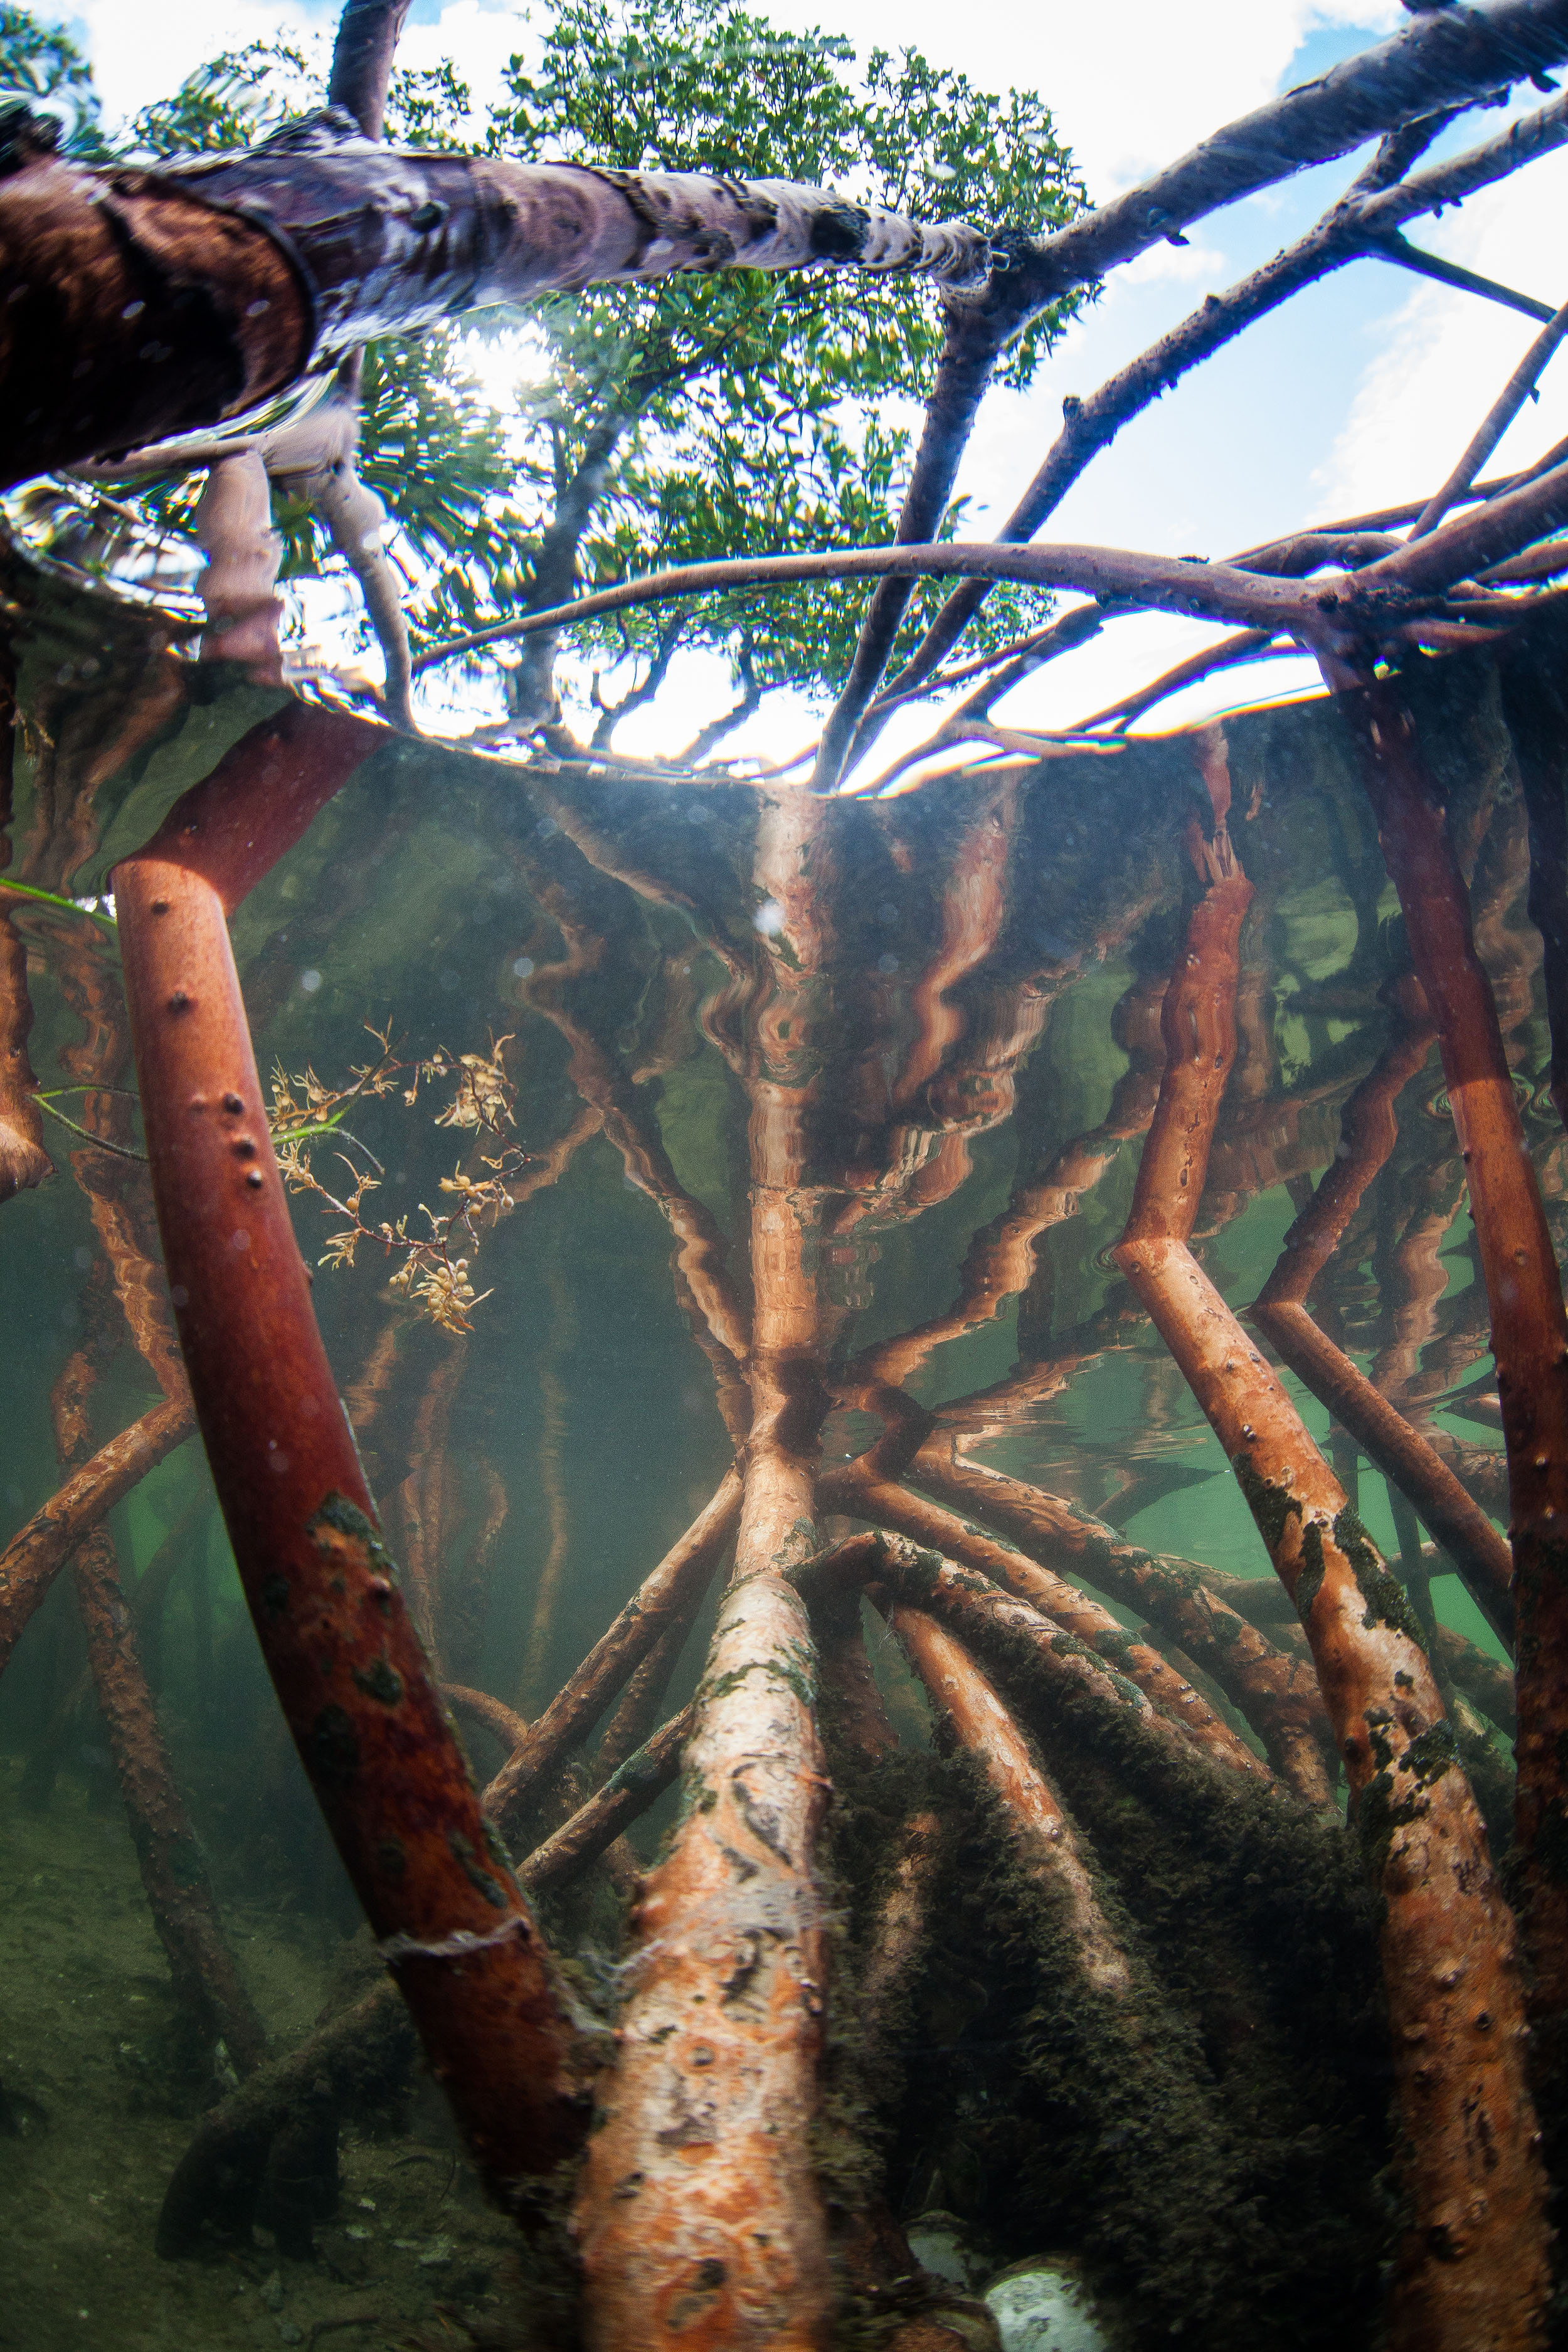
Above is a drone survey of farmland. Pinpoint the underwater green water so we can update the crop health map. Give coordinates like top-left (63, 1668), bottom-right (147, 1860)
top-left (0, 547), bottom-right (1548, 2349)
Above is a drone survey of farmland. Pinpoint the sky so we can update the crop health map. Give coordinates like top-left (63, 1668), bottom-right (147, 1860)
top-left (60, 0), bottom-right (1568, 777)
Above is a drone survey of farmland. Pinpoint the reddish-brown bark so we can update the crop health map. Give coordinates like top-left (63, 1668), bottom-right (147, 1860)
top-left (0, 1395), bottom-right (195, 1676)
top-left (1337, 683), bottom-right (1568, 2079)
top-left (1111, 806), bottom-right (1550, 2349)
top-left (0, 901), bottom-right (50, 1200)
top-left (112, 703), bottom-right (591, 2209)
top-left (1251, 987), bottom-right (1515, 1643)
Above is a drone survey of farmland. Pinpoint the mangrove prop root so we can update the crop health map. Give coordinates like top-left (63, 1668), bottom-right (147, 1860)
top-left (892, 1604), bottom-right (1131, 1998)
top-left (113, 704), bottom-right (591, 2208)
top-left (825, 1463), bottom-right (1271, 1784)
top-left (1251, 989), bottom-right (1515, 1645)
top-left (577, 793), bottom-right (838, 2352)
top-left (520, 1251), bottom-right (574, 1710)
top-left (45, 1195), bottom-right (265, 2074)
top-left (1111, 821), bottom-right (1550, 2348)
top-left (906, 1437), bottom-right (1333, 1804)
top-left (156, 1712), bottom-right (684, 2260)
top-left (798, 1532), bottom-right (1251, 1803)
top-left (485, 1467), bottom-right (741, 1836)
top-left (575, 1358), bottom-right (834, 2344)
top-left (0, 901), bottom-right (50, 1199)
top-left (157, 1983), bottom-right (417, 2259)
top-left (73, 1524), bottom-right (269, 2072)
top-left (814, 1579), bottom-right (901, 1768)
top-left (1342, 680), bottom-right (1568, 2072)
top-left (0, 1395), bottom-right (194, 1677)
top-left (594, 1612), bottom-right (693, 1784)
top-left (519, 1706), bottom-right (691, 1890)
top-left (1433, 1621), bottom-right (1517, 1735)
top-left (857, 1806), bottom-right (944, 2056)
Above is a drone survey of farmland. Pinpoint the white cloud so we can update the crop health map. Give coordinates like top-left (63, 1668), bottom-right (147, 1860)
top-left (72, 0), bottom-right (332, 130)
top-left (758, 0), bottom-right (1401, 195)
top-left (72, 0), bottom-right (532, 137)
top-left (1316, 145), bottom-right (1568, 518)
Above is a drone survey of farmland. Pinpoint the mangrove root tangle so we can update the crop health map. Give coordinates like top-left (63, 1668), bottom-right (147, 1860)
top-left (1110, 770), bottom-right (1550, 2347)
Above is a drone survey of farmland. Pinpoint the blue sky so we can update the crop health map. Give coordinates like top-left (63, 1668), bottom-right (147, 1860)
top-left (63, 1), bottom-right (1568, 766)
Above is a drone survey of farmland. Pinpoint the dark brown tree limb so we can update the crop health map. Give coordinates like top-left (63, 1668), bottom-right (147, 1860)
top-left (862, 89), bottom-right (1568, 729)
top-left (812, 294), bottom-right (1032, 788)
top-left (327, 0), bottom-right (413, 141)
top-left (1411, 294), bottom-right (1568, 537)
top-left (415, 541), bottom-right (1329, 670)
top-left (1009, 0), bottom-right (1568, 314)
top-left (0, 1396), bottom-right (196, 1678)
top-left (1249, 987), bottom-right (1516, 1645)
top-left (0, 122), bottom-right (989, 488)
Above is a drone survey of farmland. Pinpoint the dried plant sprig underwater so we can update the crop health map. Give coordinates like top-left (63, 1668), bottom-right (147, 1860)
top-left (269, 1024), bottom-right (534, 1333)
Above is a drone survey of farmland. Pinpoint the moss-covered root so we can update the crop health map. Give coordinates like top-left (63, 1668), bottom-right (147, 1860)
top-left (905, 1438), bottom-right (1334, 1803)
top-left (858, 1806), bottom-right (945, 2058)
top-left (157, 1982), bottom-right (415, 2257)
top-left (824, 1465), bottom-right (1269, 1785)
top-left (1116, 1246), bottom-right (1549, 2343)
top-left (892, 1607), bottom-right (1129, 1998)
top-left (889, 1613), bottom-right (1277, 2346)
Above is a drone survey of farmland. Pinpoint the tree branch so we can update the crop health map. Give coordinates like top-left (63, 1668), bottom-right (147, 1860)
top-left (869, 85), bottom-right (1568, 726)
top-left (1411, 293), bottom-right (1568, 536)
top-left (327, 0), bottom-right (413, 142)
top-left (1009, 0), bottom-right (1568, 311)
